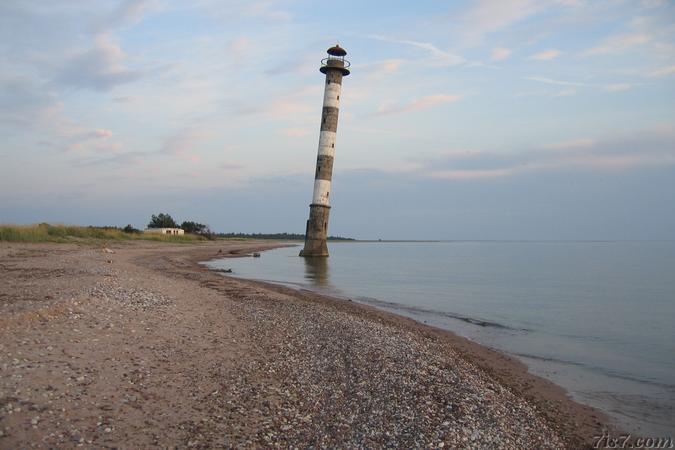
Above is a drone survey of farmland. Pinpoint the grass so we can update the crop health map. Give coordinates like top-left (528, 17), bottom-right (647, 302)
top-left (0, 223), bottom-right (208, 244)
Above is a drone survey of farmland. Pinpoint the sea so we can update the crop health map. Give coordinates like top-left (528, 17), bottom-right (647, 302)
top-left (206, 241), bottom-right (675, 437)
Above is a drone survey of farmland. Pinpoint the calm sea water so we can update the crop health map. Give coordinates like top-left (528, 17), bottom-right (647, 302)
top-left (207, 241), bottom-right (675, 436)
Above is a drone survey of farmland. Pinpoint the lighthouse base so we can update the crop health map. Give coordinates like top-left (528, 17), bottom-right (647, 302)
top-left (300, 204), bottom-right (330, 257)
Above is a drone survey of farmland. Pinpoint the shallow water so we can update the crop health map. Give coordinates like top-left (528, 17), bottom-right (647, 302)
top-left (207, 241), bottom-right (675, 436)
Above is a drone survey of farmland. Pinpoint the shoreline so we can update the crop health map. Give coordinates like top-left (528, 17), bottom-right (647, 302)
top-left (196, 244), bottom-right (616, 447)
top-left (0, 240), bottom-right (615, 447)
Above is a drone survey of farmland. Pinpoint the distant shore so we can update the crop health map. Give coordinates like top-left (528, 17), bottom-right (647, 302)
top-left (0, 240), bottom-right (612, 448)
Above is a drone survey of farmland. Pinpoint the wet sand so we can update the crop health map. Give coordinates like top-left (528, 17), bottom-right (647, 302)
top-left (0, 241), bottom-right (613, 448)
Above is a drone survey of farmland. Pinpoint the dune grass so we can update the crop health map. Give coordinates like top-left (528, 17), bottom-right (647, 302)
top-left (0, 223), bottom-right (207, 244)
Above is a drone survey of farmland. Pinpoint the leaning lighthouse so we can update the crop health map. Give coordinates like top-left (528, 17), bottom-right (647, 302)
top-left (300, 45), bottom-right (350, 257)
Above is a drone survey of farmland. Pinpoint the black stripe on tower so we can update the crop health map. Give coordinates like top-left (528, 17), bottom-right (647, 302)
top-left (321, 106), bottom-right (339, 132)
top-left (326, 70), bottom-right (343, 85)
top-left (315, 155), bottom-right (334, 181)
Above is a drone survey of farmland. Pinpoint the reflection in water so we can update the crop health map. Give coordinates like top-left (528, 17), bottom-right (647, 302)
top-left (302, 256), bottom-right (330, 287)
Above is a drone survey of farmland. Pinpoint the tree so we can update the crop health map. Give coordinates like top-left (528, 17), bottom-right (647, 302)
top-left (123, 224), bottom-right (140, 233)
top-left (147, 213), bottom-right (178, 229)
top-left (180, 221), bottom-right (207, 234)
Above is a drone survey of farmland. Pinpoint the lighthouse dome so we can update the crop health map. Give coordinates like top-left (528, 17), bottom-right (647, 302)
top-left (327, 45), bottom-right (347, 56)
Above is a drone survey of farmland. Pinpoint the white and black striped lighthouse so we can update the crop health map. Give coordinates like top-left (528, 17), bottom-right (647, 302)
top-left (300, 45), bottom-right (350, 257)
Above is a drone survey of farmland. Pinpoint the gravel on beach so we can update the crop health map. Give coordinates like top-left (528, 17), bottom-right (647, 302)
top-left (0, 242), bottom-right (605, 448)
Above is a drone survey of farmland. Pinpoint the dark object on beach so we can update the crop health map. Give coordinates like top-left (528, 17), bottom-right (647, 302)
top-left (217, 249), bottom-right (222, 254)
top-left (252, 252), bottom-right (261, 258)
top-left (213, 268), bottom-right (232, 273)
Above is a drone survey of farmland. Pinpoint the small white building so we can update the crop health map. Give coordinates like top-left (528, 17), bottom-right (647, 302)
top-left (144, 228), bottom-right (184, 235)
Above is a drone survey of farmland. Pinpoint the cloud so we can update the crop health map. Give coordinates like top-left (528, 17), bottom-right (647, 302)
top-left (219, 162), bottom-right (244, 171)
top-left (640, 0), bottom-right (666, 8)
top-left (63, 128), bottom-right (119, 153)
top-left (367, 35), bottom-right (466, 66)
top-left (525, 76), bottom-right (633, 93)
top-left (490, 47), bottom-right (512, 61)
top-left (649, 65), bottom-right (675, 78)
top-left (604, 83), bottom-right (632, 92)
top-left (238, 85), bottom-right (320, 117)
top-left (228, 36), bottom-right (250, 56)
top-left (375, 94), bottom-right (461, 116)
top-left (552, 88), bottom-right (576, 97)
top-left (364, 59), bottom-right (406, 79)
top-left (454, 0), bottom-right (578, 45)
top-left (529, 49), bottom-right (562, 60)
top-left (55, 33), bottom-right (142, 91)
top-left (77, 126), bottom-right (215, 168)
top-left (194, 0), bottom-right (292, 23)
top-left (93, 128), bottom-right (113, 139)
top-left (544, 138), bottom-right (595, 150)
top-left (0, 77), bottom-right (123, 154)
top-left (266, 99), bottom-right (313, 117)
top-left (420, 128), bottom-right (675, 180)
top-left (0, 78), bottom-right (61, 128)
top-left (524, 76), bottom-right (589, 87)
top-left (430, 168), bottom-right (515, 180)
top-left (75, 151), bottom-right (151, 168)
top-left (160, 128), bottom-right (211, 163)
top-left (93, 0), bottom-right (158, 33)
top-left (281, 127), bottom-right (311, 137)
top-left (583, 33), bottom-right (651, 56)
top-left (242, 1), bottom-right (292, 22)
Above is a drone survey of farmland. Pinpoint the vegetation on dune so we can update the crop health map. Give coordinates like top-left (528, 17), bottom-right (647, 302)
top-left (146, 213), bottom-right (215, 239)
top-left (147, 213), bottom-right (179, 229)
top-left (0, 223), bottom-right (207, 243)
top-left (1, 213), bottom-right (356, 243)
top-left (180, 220), bottom-right (209, 235)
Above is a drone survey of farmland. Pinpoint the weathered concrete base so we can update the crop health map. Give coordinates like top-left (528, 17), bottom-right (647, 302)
top-left (300, 204), bottom-right (330, 257)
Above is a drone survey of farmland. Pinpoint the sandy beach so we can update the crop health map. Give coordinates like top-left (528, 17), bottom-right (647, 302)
top-left (0, 241), bottom-right (611, 448)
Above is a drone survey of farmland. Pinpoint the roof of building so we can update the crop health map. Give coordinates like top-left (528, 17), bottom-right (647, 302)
top-left (327, 45), bottom-right (347, 56)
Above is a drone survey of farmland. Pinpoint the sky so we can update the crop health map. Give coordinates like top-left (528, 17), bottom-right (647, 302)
top-left (1, 0), bottom-right (674, 240)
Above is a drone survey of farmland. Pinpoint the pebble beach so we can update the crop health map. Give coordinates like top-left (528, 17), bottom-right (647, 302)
top-left (0, 241), bottom-right (610, 448)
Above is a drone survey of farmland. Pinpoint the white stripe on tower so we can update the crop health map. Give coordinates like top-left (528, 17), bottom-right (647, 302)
top-left (323, 82), bottom-right (341, 108)
top-left (312, 179), bottom-right (331, 205)
top-left (318, 131), bottom-right (337, 157)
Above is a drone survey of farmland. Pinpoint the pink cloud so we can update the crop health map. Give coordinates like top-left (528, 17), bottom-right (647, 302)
top-left (544, 138), bottom-right (595, 150)
top-left (59, 125), bottom-right (119, 154)
top-left (365, 59), bottom-right (406, 79)
top-left (281, 127), bottom-right (311, 137)
top-left (529, 49), bottom-right (562, 61)
top-left (376, 94), bottom-right (461, 115)
top-left (160, 128), bottom-right (210, 163)
top-left (244, 85), bottom-right (321, 117)
top-left (220, 162), bottom-right (243, 171)
top-left (430, 169), bottom-right (514, 180)
top-left (420, 128), bottom-right (675, 180)
top-left (583, 33), bottom-right (651, 56)
top-left (604, 83), bottom-right (632, 92)
top-left (94, 128), bottom-right (113, 139)
top-left (556, 154), bottom-right (675, 170)
top-left (490, 47), bottom-right (512, 61)
top-left (269, 99), bottom-right (313, 116)
top-left (649, 65), bottom-right (675, 78)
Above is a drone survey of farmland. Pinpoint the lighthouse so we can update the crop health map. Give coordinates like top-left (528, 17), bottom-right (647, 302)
top-left (299, 45), bottom-right (350, 257)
